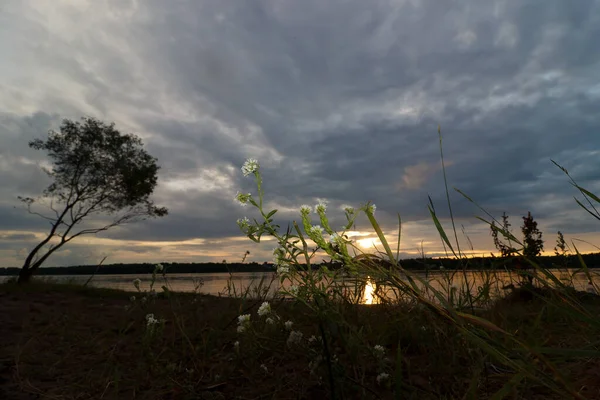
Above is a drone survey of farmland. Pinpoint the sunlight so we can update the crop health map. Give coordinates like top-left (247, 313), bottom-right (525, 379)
top-left (356, 238), bottom-right (380, 249)
top-left (363, 277), bottom-right (377, 305)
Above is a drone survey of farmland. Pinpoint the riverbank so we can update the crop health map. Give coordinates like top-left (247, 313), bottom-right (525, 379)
top-left (1, 281), bottom-right (600, 399)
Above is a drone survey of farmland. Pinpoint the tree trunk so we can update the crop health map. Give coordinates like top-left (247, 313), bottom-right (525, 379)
top-left (17, 265), bottom-right (34, 284)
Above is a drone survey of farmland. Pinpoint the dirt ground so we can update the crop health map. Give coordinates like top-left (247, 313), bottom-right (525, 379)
top-left (2, 283), bottom-right (600, 399)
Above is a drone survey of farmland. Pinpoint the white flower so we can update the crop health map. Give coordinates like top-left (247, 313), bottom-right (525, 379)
top-left (155, 263), bottom-right (163, 272)
top-left (373, 345), bottom-right (385, 358)
top-left (130, 296), bottom-right (136, 302)
top-left (366, 204), bottom-right (376, 214)
top-left (237, 314), bottom-right (251, 333)
top-left (315, 200), bottom-right (327, 213)
top-left (287, 330), bottom-right (303, 346)
top-left (376, 372), bottom-right (390, 384)
top-left (235, 192), bottom-right (252, 206)
top-left (233, 341), bottom-right (240, 350)
top-left (289, 285), bottom-right (299, 296)
top-left (141, 296), bottom-right (147, 303)
top-left (266, 317), bottom-right (275, 325)
top-left (257, 301), bottom-right (271, 317)
top-left (277, 265), bottom-right (290, 275)
top-left (308, 335), bottom-right (318, 343)
top-left (284, 320), bottom-right (294, 330)
top-left (273, 247), bottom-right (286, 266)
top-left (133, 278), bottom-right (141, 290)
top-left (329, 233), bottom-right (340, 244)
top-left (300, 204), bottom-right (312, 214)
top-left (309, 225), bottom-right (325, 236)
top-left (241, 158), bottom-right (259, 176)
top-left (145, 313), bottom-right (159, 327)
top-left (237, 217), bottom-right (251, 231)
top-left (260, 364), bottom-right (268, 373)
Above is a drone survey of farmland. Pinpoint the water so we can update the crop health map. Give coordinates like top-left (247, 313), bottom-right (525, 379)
top-left (1, 269), bottom-right (598, 304)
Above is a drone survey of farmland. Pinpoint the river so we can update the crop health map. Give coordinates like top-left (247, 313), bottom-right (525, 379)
top-left (2, 269), bottom-right (598, 305)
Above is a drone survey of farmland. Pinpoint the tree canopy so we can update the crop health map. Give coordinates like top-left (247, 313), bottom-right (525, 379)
top-left (18, 117), bottom-right (168, 283)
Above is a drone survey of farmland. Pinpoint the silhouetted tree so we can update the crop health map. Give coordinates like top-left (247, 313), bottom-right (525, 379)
top-left (519, 211), bottom-right (543, 284)
top-left (521, 212), bottom-right (544, 259)
top-left (554, 231), bottom-right (569, 268)
top-left (554, 231), bottom-right (568, 256)
top-left (17, 117), bottom-right (168, 283)
top-left (491, 212), bottom-right (517, 257)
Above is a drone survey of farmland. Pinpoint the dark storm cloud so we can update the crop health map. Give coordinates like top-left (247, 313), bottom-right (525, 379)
top-left (1, 0), bottom-right (600, 265)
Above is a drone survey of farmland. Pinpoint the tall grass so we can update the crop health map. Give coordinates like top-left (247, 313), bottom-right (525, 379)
top-left (228, 134), bottom-right (600, 399)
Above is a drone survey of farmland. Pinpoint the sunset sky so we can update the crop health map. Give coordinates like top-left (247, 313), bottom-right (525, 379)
top-left (1, 0), bottom-right (600, 268)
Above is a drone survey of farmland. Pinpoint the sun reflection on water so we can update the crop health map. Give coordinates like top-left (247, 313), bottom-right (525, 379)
top-left (363, 277), bottom-right (377, 305)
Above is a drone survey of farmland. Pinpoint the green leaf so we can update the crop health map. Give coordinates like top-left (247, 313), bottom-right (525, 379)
top-left (428, 205), bottom-right (456, 256)
top-left (576, 185), bottom-right (600, 204)
top-left (266, 209), bottom-right (278, 219)
top-left (574, 197), bottom-right (600, 221)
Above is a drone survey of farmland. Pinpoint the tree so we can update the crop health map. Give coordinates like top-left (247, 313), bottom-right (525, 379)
top-left (521, 211), bottom-right (544, 259)
top-left (17, 117), bottom-right (168, 283)
top-left (554, 231), bottom-right (570, 268)
top-left (490, 211), bottom-right (544, 284)
top-left (490, 212), bottom-right (517, 257)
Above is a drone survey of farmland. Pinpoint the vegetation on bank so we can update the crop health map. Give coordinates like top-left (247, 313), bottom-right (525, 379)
top-left (3, 251), bottom-right (600, 276)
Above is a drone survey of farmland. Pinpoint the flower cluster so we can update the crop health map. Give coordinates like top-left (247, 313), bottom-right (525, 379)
top-left (237, 216), bottom-right (250, 229)
top-left (241, 158), bottom-right (259, 176)
top-left (235, 192), bottom-right (252, 206)
top-left (373, 345), bottom-right (385, 359)
top-left (287, 330), bottom-right (303, 346)
top-left (237, 314), bottom-right (251, 333)
top-left (300, 204), bottom-right (312, 215)
top-left (366, 203), bottom-right (377, 214)
top-left (288, 285), bottom-right (299, 296)
top-left (315, 200), bottom-right (327, 214)
top-left (277, 265), bottom-right (290, 275)
top-left (308, 225), bottom-right (325, 244)
top-left (376, 372), bottom-right (389, 384)
top-left (146, 313), bottom-right (160, 327)
top-left (257, 301), bottom-right (271, 317)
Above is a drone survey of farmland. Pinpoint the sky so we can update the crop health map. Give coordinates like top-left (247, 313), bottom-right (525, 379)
top-left (1, 0), bottom-right (600, 268)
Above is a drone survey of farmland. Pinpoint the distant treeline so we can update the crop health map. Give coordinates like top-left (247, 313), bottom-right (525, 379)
top-left (1, 253), bottom-right (599, 276)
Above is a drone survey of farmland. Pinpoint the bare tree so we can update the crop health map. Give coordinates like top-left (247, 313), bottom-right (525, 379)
top-left (17, 117), bottom-right (167, 283)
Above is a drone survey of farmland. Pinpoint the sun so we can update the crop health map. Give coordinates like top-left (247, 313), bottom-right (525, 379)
top-left (356, 238), bottom-right (380, 249)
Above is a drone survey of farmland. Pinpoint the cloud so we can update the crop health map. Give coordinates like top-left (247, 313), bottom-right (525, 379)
top-left (0, 0), bottom-right (599, 267)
